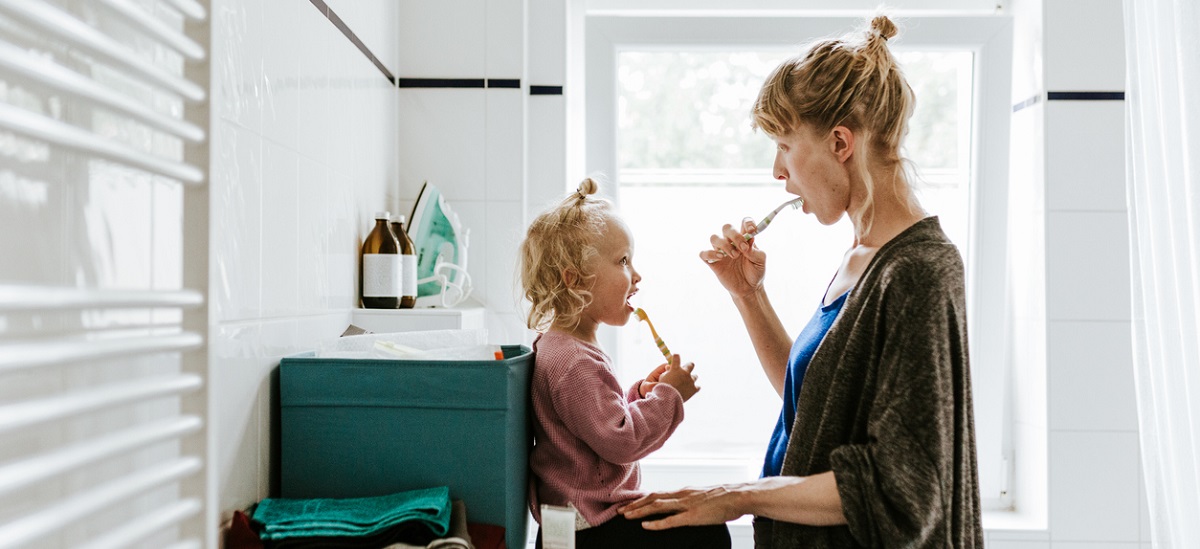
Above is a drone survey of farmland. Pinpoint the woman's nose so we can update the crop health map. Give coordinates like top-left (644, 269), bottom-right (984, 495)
top-left (773, 152), bottom-right (787, 180)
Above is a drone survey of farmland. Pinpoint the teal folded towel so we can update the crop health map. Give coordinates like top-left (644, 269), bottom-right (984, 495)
top-left (252, 486), bottom-right (451, 541)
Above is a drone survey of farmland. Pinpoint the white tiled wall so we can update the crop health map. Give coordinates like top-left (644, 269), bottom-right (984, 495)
top-left (210, 0), bottom-right (400, 526)
top-left (1001, 0), bottom-right (1148, 547)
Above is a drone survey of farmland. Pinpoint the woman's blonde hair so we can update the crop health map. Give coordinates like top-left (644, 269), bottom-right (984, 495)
top-left (752, 15), bottom-right (921, 238)
top-left (520, 178), bottom-right (613, 332)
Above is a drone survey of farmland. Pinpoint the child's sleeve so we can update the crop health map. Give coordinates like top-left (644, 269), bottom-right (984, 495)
top-left (550, 356), bottom-right (684, 465)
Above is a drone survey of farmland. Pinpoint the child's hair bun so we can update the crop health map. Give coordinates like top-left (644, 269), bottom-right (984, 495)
top-left (870, 15), bottom-right (898, 41)
top-left (577, 177), bottom-right (599, 197)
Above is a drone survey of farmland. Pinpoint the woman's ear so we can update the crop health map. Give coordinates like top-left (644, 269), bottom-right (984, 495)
top-left (830, 126), bottom-right (856, 163)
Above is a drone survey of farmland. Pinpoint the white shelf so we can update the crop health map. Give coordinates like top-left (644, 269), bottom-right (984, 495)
top-left (351, 302), bottom-right (485, 333)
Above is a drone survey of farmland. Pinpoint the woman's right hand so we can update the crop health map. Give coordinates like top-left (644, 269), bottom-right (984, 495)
top-left (699, 218), bottom-right (767, 298)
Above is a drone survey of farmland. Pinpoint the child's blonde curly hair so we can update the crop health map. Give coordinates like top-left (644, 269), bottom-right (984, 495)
top-left (520, 178), bottom-right (613, 332)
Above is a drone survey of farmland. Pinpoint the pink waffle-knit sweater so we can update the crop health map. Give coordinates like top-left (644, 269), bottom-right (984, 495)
top-left (528, 330), bottom-right (685, 529)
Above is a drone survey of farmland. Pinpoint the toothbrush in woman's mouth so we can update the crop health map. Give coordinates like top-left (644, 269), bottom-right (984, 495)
top-left (706, 196), bottom-right (805, 264)
top-left (742, 196), bottom-right (804, 240)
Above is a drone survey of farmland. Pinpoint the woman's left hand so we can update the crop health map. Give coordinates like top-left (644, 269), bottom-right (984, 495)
top-left (618, 485), bottom-right (746, 530)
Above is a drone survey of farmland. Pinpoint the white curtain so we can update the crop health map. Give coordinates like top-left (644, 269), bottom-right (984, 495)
top-left (1124, 1), bottom-right (1200, 547)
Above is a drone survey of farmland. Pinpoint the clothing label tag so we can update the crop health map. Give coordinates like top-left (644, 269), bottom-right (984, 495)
top-left (540, 504), bottom-right (576, 549)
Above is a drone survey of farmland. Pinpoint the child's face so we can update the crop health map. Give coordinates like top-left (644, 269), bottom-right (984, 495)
top-left (579, 216), bottom-right (641, 332)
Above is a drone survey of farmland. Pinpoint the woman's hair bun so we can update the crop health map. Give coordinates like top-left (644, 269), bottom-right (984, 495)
top-left (577, 177), bottom-right (599, 196)
top-left (870, 15), bottom-right (898, 41)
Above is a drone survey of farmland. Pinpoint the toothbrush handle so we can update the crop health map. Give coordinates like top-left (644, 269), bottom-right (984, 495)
top-left (655, 338), bottom-right (672, 359)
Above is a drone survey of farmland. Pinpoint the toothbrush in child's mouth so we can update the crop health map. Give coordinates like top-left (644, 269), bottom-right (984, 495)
top-left (634, 308), bottom-right (672, 359)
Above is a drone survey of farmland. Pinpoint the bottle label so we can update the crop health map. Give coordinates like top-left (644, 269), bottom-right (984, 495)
top-left (363, 254), bottom-right (401, 297)
top-left (401, 254), bottom-right (418, 297)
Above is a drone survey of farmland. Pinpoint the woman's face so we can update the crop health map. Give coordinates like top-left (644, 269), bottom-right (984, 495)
top-left (771, 126), bottom-right (851, 226)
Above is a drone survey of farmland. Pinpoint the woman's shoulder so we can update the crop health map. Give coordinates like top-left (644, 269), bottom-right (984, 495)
top-left (875, 218), bottom-right (964, 276)
top-left (859, 218), bottom-right (965, 302)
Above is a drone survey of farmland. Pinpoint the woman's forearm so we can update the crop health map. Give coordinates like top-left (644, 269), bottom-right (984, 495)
top-left (736, 472), bottom-right (847, 526)
top-left (732, 287), bottom-right (793, 395)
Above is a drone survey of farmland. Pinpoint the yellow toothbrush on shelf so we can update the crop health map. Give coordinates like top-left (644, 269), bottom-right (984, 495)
top-left (634, 308), bottom-right (672, 360)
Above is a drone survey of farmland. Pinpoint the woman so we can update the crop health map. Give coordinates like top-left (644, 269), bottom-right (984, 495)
top-left (619, 15), bottom-right (983, 548)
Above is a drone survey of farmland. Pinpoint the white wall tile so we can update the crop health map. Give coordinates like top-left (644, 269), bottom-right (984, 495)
top-left (396, 89), bottom-right (487, 202)
top-left (297, 157), bottom-right (329, 313)
top-left (327, 170), bottom-right (360, 309)
top-left (1045, 101), bottom-right (1126, 212)
top-left (1051, 544), bottom-right (1139, 549)
top-left (213, 323), bottom-right (265, 520)
top-left (213, 0), bottom-right (263, 133)
top-left (485, 201), bottom-right (524, 313)
top-left (1045, 211), bottom-right (1131, 321)
top-left (260, 141), bottom-right (300, 317)
top-left (396, 0), bottom-right (486, 78)
top-left (990, 542), bottom-right (1050, 549)
top-left (450, 200), bottom-right (488, 307)
top-left (1043, 0), bottom-right (1125, 92)
top-left (297, 2), bottom-right (333, 165)
top-left (1048, 320), bottom-right (1137, 431)
top-left (527, 95), bottom-right (568, 213)
top-left (487, 311), bottom-right (534, 346)
top-left (1048, 431), bottom-right (1140, 542)
top-left (326, 35), bottom-right (358, 180)
top-left (487, 0), bottom-right (525, 79)
top-left (528, 0), bottom-right (566, 85)
top-left (487, 90), bottom-right (526, 202)
top-left (212, 91), bottom-right (263, 322)
top-left (260, 0), bottom-right (300, 150)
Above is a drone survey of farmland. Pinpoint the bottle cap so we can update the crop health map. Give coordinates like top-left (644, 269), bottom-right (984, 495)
top-left (394, 214), bottom-right (406, 223)
top-left (374, 211), bottom-right (390, 220)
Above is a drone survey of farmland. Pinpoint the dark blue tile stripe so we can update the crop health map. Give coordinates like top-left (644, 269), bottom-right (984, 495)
top-left (488, 79), bottom-right (521, 88)
top-left (530, 86), bottom-right (564, 95)
top-left (1047, 91), bottom-right (1125, 101)
top-left (395, 78), bottom-right (485, 88)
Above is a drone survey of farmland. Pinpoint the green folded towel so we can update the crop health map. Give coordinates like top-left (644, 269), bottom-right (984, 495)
top-left (252, 486), bottom-right (451, 541)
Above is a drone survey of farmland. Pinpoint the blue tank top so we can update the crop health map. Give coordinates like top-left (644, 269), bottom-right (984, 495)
top-left (761, 290), bottom-right (848, 477)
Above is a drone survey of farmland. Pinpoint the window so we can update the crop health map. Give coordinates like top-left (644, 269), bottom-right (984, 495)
top-left (585, 15), bottom-right (1013, 507)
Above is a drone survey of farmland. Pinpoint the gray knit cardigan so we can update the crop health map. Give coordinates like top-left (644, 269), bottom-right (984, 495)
top-left (753, 217), bottom-right (984, 548)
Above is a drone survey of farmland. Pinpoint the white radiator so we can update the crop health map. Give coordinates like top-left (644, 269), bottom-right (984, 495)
top-left (0, 0), bottom-right (211, 547)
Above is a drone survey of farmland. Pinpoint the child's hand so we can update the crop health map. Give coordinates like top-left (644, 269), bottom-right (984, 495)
top-left (638, 362), bottom-right (669, 398)
top-left (658, 354), bottom-right (700, 402)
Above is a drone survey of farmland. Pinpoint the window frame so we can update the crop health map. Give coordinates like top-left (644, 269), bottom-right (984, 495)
top-left (583, 14), bottom-right (1014, 510)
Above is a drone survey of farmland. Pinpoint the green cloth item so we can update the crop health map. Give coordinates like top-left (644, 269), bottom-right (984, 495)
top-left (252, 486), bottom-right (451, 541)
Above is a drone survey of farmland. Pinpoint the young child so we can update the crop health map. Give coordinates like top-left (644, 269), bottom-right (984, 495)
top-left (519, 178), bottom-right (732, 549)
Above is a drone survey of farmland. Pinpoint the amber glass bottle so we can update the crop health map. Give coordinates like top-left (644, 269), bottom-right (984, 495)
top-left (390, 215), bottom-right (418, 309)
top-left (360, 211), bottom-right (401, 308)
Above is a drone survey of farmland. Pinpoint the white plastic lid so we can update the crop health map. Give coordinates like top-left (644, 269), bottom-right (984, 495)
top-left (393, 214), bottom-right (406, 223)
top-left (373, 211), bottom-right (390, 220)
